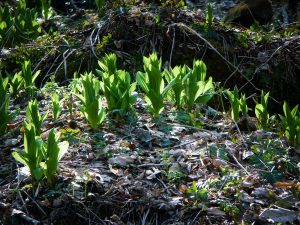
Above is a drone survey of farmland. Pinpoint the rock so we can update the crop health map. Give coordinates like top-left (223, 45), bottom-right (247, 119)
top-left (52, 198), bottom-right (62, 207)
top-left (259, 207), bottom-right (299, 223)
top-left (108, 155), bottom-right (135, 167)
top-left (252, 187), bottom-right (270, 198)
top-left (225, 0), bottom-right (273, 27)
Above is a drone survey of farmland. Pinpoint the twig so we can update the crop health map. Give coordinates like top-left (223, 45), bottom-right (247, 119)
top-left (190, 209), bottom-right (202, 225)
top-left (233, 120), bottom-right (249, 149)
top-left (225, 142), bottom-right (249, 175)
top-left (22, 190), bottom-right (47, 216)
top-left (137, 163), bottom-right (165, 168)
top-left (11, 209), bottom-right (40, 225)
top-left (167, 26), bottom-right (176, 67)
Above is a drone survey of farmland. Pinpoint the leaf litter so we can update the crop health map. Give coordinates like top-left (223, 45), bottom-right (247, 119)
top-left (0, 92), bottom-right (299, 225)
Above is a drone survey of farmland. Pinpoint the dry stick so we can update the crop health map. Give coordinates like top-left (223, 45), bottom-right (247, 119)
top-left (11, 209), bottom-right (40, 225)
top-left (22, 190), bottom-right (47, 216)
top-left (168, 26), bottom-right (176, 67)
top-left (190, 209), bottom-right (202, 225)
top-left (0, 202), bottom-right (9, 209)
top-left (169, 23), bottom-right (261, 92)
top-left (16, 166), bottom-right (29, 214)
top-left (89, 27), bottom-right (99, 59)
top-left (233, 120), bottom-right (249, 149)
top-left (137, 163), bottom-right (165, 168)
top-left (75, 200), bottom-right (106, 224)
top-left (53, 49), bottom-right (76, 80)
top-left (225, 142), bottom-right (249, 175)
top-left (42, 52), bottom-right (62, 85)
top-left (33, 47), bottom-right (56, 74)
top-left (141, 208), bottom-right (150, 225)
top-left (162, 121), bottom-right (215, 135)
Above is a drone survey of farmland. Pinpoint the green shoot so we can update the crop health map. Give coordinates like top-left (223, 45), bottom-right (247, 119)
top-left (254, 91), bottom-right (274, 130)
top-left (26, 99), bottom-right (47, 135)
top-left (187, 181), bottom-right (208, 202)
top-left (183, 60), bottom-right (214, 111)
top-left (75, 72), bottom-right (105, 130)
top-left (0, 75), bottom-right (14, 135)
top-left (226, 86), bottom-right (249, 121)
top-left (41, 129), bottom-right (69, 187)
top-left (21, 60), bottom-right (40, 97)
top-left (95, 0), bottom-right (105, 17)
top-left (12, 121), bottom-right (44, 182)
top-left (40, 0), bottom-right (54, 20)
top-left (51, 93), bottom-right (62, 120)
top-left (206, 2), bottom-right (214, 26)
top-left (279, 102), bottom-right (300, 147)
top-left (97, 53), bottom-right (137, 117)
top-left (137, 52), bottom-right (175, 118)
top-left (9, 71), bottom-right (24, 98)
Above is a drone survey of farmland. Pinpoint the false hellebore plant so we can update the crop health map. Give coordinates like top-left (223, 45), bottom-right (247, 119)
top-left (164, 60), bottom-right (214, 111)
top-left (51, 93), bottom-right (62, 120)
top-left (21, 60), bottom-right (40, 97)
top-left (41, 129), bottom-right (69, 187)
top-left (137, 53), bottom-right (175, 118)
top-left (254, 91), bottom-right (275, 130)
top-left (279, 102), bottom-right (300, 148)
top-left (164, 65), bottom-right (189, 109)
top-left (75, 72), bottom-right (105, 130)
top-left (0, 75), bottom-right (14, 135)
top-left (12, 121), bottom-right (44, 182)
top-left (226, 86), bottom-right (249, 121)
top-left (26, 99), bottom-right (47, 135)
top-left (97, 53), bottom-right (137, 117)
top-left (12, 123), bottom-right (68, 187)
top-left (183, 60), bottom-right (215, 111)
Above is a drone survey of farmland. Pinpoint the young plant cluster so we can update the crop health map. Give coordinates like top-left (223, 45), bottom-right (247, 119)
top-left (12, 99), bottom-right (68, 187)
top-left (138, 53), bottom-right (215, 117)
top-left (226, 85), bottom-right (300, 148)
top-left (0, 0), bottom-right (41, 47)
top-left (2, 52), bottom-right (300, 191)
top-left (0, 75), bottom-right (16, 135)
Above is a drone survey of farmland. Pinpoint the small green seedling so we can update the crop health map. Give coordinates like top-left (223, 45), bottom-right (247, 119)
top-left (187, 181), bottom-right (209, 202)
top-left (226, 86), bottom-right (240, 121)
top-left (206, 2), bottom-right (214, 26)
top-left (51, 93), bottom-right (62, 120)
top-left (254, 91), bottom-right (275, 130)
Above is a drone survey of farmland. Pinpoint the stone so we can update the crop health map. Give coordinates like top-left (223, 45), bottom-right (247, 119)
top-left (225, 0), bottom-right (273, 27)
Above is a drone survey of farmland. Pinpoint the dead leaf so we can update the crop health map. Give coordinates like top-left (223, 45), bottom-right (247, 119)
top-left (274, 181), bottom-right (294, 189)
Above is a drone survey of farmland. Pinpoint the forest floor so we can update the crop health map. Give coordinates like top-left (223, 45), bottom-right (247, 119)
top-left (0, 89), bottom-right (299, 224)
